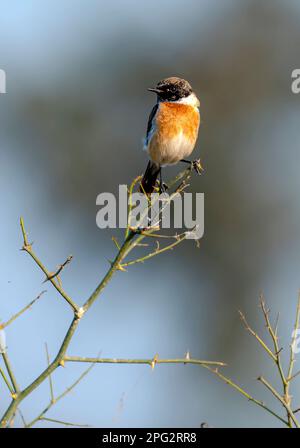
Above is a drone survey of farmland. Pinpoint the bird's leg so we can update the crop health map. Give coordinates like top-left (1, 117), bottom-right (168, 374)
top-left (180, 158), bottom-right (204, 175)
top-left (159, 168), bottom-right (168, 193)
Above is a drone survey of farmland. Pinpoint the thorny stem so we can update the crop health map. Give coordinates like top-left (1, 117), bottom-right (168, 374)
top-left (287, 294), bottom-right (300, 382)
top-left (25, 363), bottom-right (94, 428)
top-left (239, 310), bottom-right (277, 362)
top-left (121, 234), bottom-right (186, 268)
top-left (45, 343), bottom-right (54, 404)
top-left (0, 291), bottom-right (46, 330)
top-left (20, 217), bottom-right (78, 313)
top-left (1, 168), bottom-right (210, 428)
top-left (1, 352), bottom-right (19, 395)
top-left (284, 295), bottom-right (300, 424)
top-left (82, 230), bottom-right (136, 312)
top-left (37, 417), bottom-right (89, 427)
top-left (0, 366), bottom-right (14, 395)
top-left (258, 376), bottom-right (299, 428)
top-left (239, 299), bottom-right (300, 428)
top-left (204, 366), bottom-right (289, 427)
top-left (64, 356), bottom-right (226, 367)
top-left (2, 171), bottom-right (300, 429)
top-left (259, 298), bottom-right (292, 426)
top-left (0, 316), bottom-right (79, 427)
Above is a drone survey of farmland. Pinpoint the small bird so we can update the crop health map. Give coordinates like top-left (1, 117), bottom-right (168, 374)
top-left (141, 77), bottom-right (201, 194)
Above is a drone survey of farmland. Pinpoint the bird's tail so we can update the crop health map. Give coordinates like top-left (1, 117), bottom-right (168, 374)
top-left (140, 161), bottom-right (160, 195)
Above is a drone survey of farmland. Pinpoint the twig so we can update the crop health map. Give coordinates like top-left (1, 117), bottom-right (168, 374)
top-left (82, 230), bottom-right (136, 312)
top-left (138, 230), bottom-right (186, 239)
top-left (54, 363), bottom-right (95, 402)
top-left (19, 218), bottom-right (78, 312)
top-left (259, 297), bottom-right (292, 426)
top-left (123, 170), bottom-right (192, 263)
top-left (45, 343), bottom-right (54, 403)
top-left (126, 175), bottom-right (143, 239)
top-left (25, 363), bottom-right (94, 428)
top-left (111, 236), bottom-right (121, 250)
top-left (18, 408), bottom-right (27, 427)
top-left (288, 370), bottom-right (300, 382)
top-left (167, 167), bottom-right (192, 189)
top-left (39, 417), bottom-right (89, 427)
top-left (0, 315), bottom-right (80, 427)
top-left (238, 310), bottom-right (277, 362)
top-left (286, 295), bottom-right (300, 426)
top-left (43, 256), bottom-right (73, 283)
top-left (64, 355), bottom-right (226, 368)
top-left (0, 367), bottom-right (14, 395)
top-left (0, 291), bottom-right (46, 330)
top-left (1, 352), bottom-right (19, 395)
top-left (260, 299), bottom-right (286, 385)
top-left (120, 234), bottom-right (186, 268)
top-left (258, 376), bottom-right (299, 428)
top-left (203, 366), bottom-right (289, 427)
top-left (274, 313), bottom-right (280, 337)
top-left (287, 294), bottom-right (300, 382)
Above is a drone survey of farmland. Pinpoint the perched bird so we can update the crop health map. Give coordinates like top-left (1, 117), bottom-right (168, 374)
top-left (141, 77), bottom-right (201, 194)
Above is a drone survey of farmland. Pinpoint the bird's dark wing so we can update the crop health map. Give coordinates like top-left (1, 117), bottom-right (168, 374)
top-left (145, 103), bottom-right (158, 146)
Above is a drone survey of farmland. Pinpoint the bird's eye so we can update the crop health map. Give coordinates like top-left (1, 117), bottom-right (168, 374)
top-left (171, 86), bottom-right (176, 92)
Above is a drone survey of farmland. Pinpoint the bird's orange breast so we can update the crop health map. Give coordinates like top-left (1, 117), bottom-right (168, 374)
top-left (155, 102), bottom-right (200, 142)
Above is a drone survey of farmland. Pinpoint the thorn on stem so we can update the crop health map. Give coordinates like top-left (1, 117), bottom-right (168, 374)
top-left (151, 354), bottom-right (159, 370)
top-left (43, 255), bottom-right (73, 283)
top-left (116, 264), bottom-right (127, 272)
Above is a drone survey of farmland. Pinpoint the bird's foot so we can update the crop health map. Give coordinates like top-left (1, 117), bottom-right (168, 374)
top-left (180, 158), bottom-right (204, 175)
top-left (191, 159), bottom-right (204, 175)
top-left (159, 182), bottom-right (169, 194)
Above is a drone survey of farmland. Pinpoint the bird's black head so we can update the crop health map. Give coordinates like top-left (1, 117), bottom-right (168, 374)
top-left (148, 77), bottom-right (193, 102)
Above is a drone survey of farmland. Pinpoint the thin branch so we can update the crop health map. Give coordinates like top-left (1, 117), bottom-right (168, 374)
top-left (64, 355), bottom-right (226, 368)
top-left (260, 299), bottom-right (287, 385)
top-left (45, 343), bottom-right (54, 403)
top-left (0, 315), bottom-right (80, 427)
top-left (287, 294), bottom-right (300, 381)
top-left (43, 255), bottom-right (73, 283)
top-left (56, 363), bottom-right (95, 402)
top-left (131, 167), bottom-right (191, 236)
top-left (18, 408), bottom-right (27, 427)
top-left (288, 369), bottom-right (300, 382)
top-left (111, 236), bottom-right (121, 250)
top-left (203, 366), bottom-right (289, 427)
top-left (121, 234), bottom-right (186, 268)
top-left (138, 230), bottom-right (186, 239)
top-left (26, 363), bottom-right (94, 428)
top-left (126, 175), bottom-right (143, 239)
top-left (19, 218), bottom-right (78, 312)
top-left (0, 366), bottom-right (14, 395)
top-left (167, 166), bottom-right (192, 190)
top-left (1, 352), bottom-right (19, 395)
top-left (0, 291), bottom-right (46, 330)
top-left (39, 417), bottom-right (89, 427)
top-left (82, 230), bottom-right (136, 312)
top-left (258, 376), bottom-right (299, 428)
top-left (123, 168), bottom-right (192, 260)
top-left (260, 297), bottom-right (292, 426)
top-left (274, 312), bottom-right (280, 337)
top-left (238, 310), bottom-right (277, 362)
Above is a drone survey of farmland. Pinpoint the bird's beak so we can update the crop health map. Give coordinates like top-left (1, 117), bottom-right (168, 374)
top-left (147, 87), bottom-right (163, 94)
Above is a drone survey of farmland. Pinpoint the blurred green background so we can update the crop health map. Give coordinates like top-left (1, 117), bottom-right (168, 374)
top-left (1, 0), bottom-right (300, 427)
